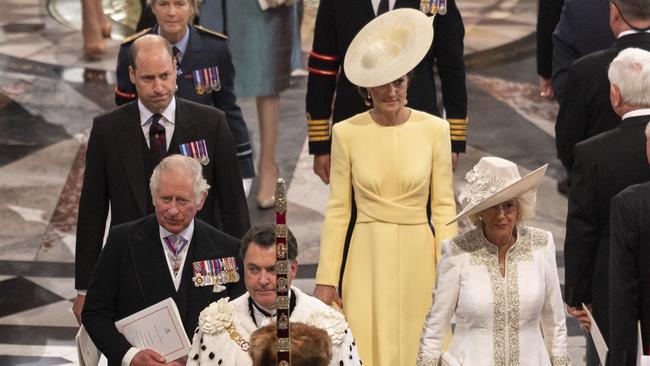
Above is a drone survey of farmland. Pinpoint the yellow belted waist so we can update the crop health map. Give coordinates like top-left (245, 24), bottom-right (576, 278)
top-left (353, 182), bottom-right (429, 225)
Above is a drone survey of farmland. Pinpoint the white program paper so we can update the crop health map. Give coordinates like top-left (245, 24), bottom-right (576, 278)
top-left (115, 298), bottom-right (190, 362)
top-left (637, 321), bottom-right (650, 366)
top-left (582, 303), bottom-right (608, 366)
top-left (76, 325), bottom-right (100, 366)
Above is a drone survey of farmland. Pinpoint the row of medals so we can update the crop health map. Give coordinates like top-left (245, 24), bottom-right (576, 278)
top-left (194, 269), bottom-right (240, 286)
top-left (195, 80), bottom-right (220, 95)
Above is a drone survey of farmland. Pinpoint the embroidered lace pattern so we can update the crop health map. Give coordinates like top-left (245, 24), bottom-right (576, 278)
top-left (551, 355), bottom-right (571, 365)
top-left (450, 226), bottom-right (548, 366)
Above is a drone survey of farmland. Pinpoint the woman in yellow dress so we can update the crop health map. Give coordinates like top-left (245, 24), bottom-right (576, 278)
top-left (313, 9), bottom-right (458, 366)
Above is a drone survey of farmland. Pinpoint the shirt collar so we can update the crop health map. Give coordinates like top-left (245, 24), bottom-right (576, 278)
top-left (159, 218), bottom-right (194, 244)
top-left (622, 108), bottom-right (650, 120)
top-left (158, 25), bottom-right (190, 58)
top-left (617, 29), bottom-right (650, 38)
top-left (138, 97), bottom-right (176, 127)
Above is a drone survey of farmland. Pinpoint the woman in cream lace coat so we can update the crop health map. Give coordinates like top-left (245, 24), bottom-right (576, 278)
top-left (417, 157), bottom-right (570, 366)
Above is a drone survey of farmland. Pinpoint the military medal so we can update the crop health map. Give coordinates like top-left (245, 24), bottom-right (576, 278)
top-left (420, 0), bottom-right (446, 15)
top-left (179, 139), bottom-right (210, 166)
top-left (163, 235), bottom-right (188, 277)
top-left (209, 66), bottom-right (221, 91)
top-left (192, 262), bottom-right (205, 286)
top-left (202, 68), bottom-right (213, 93)
top-left (193, 69), bottom-right (205, 95)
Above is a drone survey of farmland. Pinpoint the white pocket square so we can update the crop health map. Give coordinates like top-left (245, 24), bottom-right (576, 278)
top-left (213, 284), bottom-right (226, 293)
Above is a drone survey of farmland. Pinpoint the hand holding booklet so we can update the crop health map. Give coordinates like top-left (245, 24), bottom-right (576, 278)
top-left (115, 297), bottom-right (191, 362)
top-left (582, 303), bottom-right (608, 366)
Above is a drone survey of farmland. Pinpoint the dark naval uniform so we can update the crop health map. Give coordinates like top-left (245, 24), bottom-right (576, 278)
top-left (115, 25), bottom-right (254, 178)
top-left (306, 0), bottom-right (468, 155)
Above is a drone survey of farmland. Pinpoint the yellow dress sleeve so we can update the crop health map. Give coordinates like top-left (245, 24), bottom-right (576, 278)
top-left (429, 118), bottom-right (458, 264)
top-left (315, 123), bottom-right (352, 287)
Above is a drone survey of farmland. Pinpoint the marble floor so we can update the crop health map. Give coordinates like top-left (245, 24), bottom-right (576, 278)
top-left (0, 0), bottom-right (591, 364)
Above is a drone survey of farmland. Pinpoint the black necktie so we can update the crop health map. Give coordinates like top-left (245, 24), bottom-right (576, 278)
top-left (172, 46), bottom-right (181, 68)
top-left (377, 0), bottom-right (389, 16)
top-left (149, 113), bottom-right (166, 165)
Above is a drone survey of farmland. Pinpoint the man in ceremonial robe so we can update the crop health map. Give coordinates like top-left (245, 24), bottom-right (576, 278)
top-left (187, 224), bottom-right (362, 366)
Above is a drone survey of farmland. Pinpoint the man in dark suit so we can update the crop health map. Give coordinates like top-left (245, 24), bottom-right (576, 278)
top-left (83, 154), bottom-right (246, 366)
top-left (73, 35), bottom-right (250, 323)
top-left (551, 0), bottom-right (614, 102)
top-left (535, 0), bottom-right (563, 99)
top-left (555, 0), bottom-right (650, 191)
top-left (306, 0), bottom-right (467, 183)
top-left (609, 121), bottom-right (650, 365)
top-left (115, 0), bottom-right (254, 185)
top-left (564, 47), bottom-right (650, 365)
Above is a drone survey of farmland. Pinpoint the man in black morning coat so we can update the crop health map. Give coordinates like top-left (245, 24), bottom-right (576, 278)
top-left (609, 120), bottom-right (650, 365)
top-left (564, 47), bottom-right (650, 366)
top-left (555, 0), bottom-right (650, 176)
top-left (82, 154), bottom-right (246, 366)
top-left (73, 35), bottom-right (250, 323)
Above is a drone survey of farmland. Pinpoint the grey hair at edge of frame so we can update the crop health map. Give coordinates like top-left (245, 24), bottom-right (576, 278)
top-left (149, 154), bottom-right (211, 203)
top-left (607, 47), bottom-right (650, 106)
top-left (240, 223), bottom-right (298, 261)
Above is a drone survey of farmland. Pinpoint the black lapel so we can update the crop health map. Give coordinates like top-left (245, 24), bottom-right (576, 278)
top-left (615, 33), bottom-right (650, 50)
top-left (116, 102), bottom-right (148, 215)
top-left (353, 0), bottom-right (376, 23)
top-left (169, 99), bottom-right (199, 155)
top-left (127, 216), bottom-right (176, 305)
top-left (180, 27), bottom-right (203, 77)
top-left (395, 0), bottom-right (417, 10)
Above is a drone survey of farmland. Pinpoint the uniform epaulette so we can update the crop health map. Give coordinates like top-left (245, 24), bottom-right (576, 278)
top-left (194, 25), bottom-right (228, 40)
top-left (121, 28), bottom-right (152, 44)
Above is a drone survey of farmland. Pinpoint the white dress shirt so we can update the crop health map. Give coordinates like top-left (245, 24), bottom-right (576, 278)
top-left (371, 0), bottom-right (396, 15)
top-left (122, 220), bottom-right (194, 366)
top-left (138, 97), bottom-right (176, 148)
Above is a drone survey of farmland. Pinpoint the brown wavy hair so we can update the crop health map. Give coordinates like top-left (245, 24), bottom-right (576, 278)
top-left (248, 323), bottom-right (332, 366)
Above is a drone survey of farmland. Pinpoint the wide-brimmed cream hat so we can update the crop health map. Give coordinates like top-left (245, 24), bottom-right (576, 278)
top-left (344, 8), bottom-right (434, 88)
top-left (449, 157), bottom-right (548, 225)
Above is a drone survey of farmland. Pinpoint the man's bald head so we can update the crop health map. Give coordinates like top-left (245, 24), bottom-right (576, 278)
top-left (129, 34), bottom-right (174, 71)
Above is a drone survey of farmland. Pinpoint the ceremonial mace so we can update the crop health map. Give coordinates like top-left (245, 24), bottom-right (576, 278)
top-left (274, 178), bottom-right (291, 366)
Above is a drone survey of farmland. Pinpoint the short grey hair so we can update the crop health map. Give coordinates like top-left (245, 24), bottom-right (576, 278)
top-left (150, 154), bottom-right (210, 203)
top-left (608, 48), bottom-right (650, 106)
